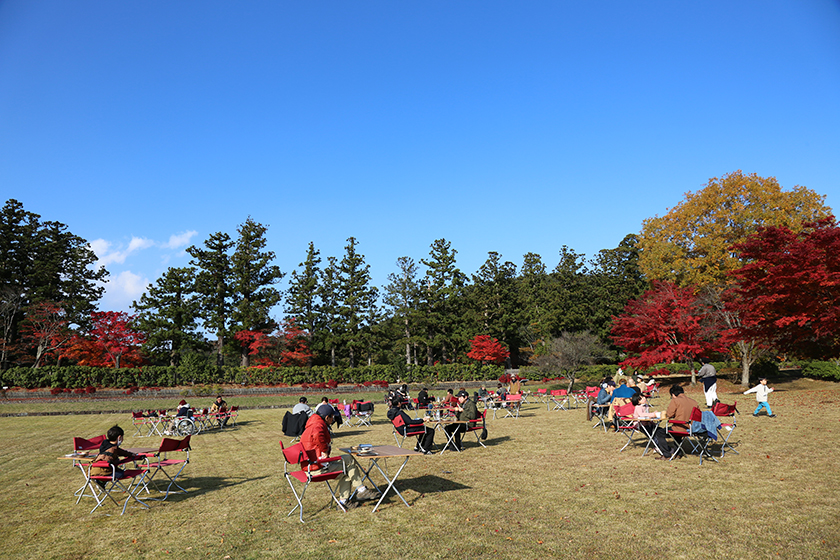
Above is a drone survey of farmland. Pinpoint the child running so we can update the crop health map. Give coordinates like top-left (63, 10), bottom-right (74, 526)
top-left (744, 377), bottom-right (775, 417)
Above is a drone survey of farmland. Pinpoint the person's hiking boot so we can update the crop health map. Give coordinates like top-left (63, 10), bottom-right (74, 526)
top-left (769, 414), bottom-right (777, 418)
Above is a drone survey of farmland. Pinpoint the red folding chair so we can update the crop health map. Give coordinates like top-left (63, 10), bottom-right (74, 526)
top-left (464, 410), bottom-right (488, 448)
top-left (391, 415), bottom-right (427, 448)
top-left (86, 459), bottom-right (150, 515)
top-left (351, 401), bottom-right (374, 427)
top-left (502, 393), bottom-right (522, 418)
top-left (140, 435), bottom-right (191, 499)
top-left (71, 435), bottom-right (106, 503)
top-left (280, 441), bottom-right (347, 522)
top-left (712, 400), bottom-right (739, 458)
top-left (549, 390), bottom-right (570, 411)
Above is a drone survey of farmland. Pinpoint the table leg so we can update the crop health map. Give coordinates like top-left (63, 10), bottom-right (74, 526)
top-left (368, 456), bottom-right (411, 513)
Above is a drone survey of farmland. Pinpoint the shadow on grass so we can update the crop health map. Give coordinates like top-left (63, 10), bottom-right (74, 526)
top-left (380, 474), bottom-right (471, 501)
top-left (147, 475), bottom-right (268, 501)
top-left (469, 435), bottom-right (510, 448)
top-left (332, 429), bottom-right (372, 439)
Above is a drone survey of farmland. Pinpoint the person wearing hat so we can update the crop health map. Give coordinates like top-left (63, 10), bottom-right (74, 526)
top-left (386, 395), bottom-right (435, 453)
top-left (299, 405), bottom-right (379, 509)
top-left (443, 390), bottom-right (479, 452)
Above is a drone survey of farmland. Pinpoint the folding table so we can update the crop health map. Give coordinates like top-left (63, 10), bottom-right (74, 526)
top-left (339, 445), bottom-right (423, 513)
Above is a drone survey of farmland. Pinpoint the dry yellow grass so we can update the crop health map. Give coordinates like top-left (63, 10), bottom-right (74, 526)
top-left (0, 379), bottom-right (838, 560)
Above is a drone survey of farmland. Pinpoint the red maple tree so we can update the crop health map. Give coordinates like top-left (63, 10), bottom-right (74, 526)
top-left (610, 281), bottom-right (723, 374)
top-left (64, 311), bottom-right (146, 368)
top-left (236, 319), bottom-right (313, 367)
top-left (467, 335), bottom-right (509, 365)
top-left (729, 217), bottom-right (840, 359)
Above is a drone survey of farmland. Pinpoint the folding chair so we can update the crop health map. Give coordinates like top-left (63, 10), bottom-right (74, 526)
top-left (86, 460), bottom-right (150, 515)
top-left (712, 401), bottom-right (739, 458)
top-left (140, 435), bottom-right (191, 499)
top-left (535, 388), bottom-right (549, 404)
top-left (280, 441), bottom-right (347, 523)
top-left (686, 407), bottom-right (720, 465)
top-left (391, 415), bottom-right (427, 448)
top-left (549, 390), bottom-right (570, 411)
top-left (590, 401), bottom-right (610, 432)
top-left (502, 393), bottom-right (522, 418)
top-left (614, 404), bottom-right (640, 452)
top-left (351, 401), bottom-right (374, 427)
top-left (464, 410), bottom-right (488, 448)
top-left (228, 406), bottom-right (239, 426)
top-left (666, 409), bottom-right (704, 461)
top-left (131, 412), bottom-right (150, 437)
top-left (71, 435), bottom-right (106, 503)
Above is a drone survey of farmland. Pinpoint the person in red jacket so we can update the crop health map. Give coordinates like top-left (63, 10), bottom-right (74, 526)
top-left (300, 407), bottom-right (379, 509)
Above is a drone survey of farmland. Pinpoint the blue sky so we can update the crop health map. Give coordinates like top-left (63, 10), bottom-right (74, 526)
top-left (2, 1), bottom-right (839, 314)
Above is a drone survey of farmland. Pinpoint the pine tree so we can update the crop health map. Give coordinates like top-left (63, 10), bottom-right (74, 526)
top-left (319, 256), bottom-right (341, 367)
top-left (230, 218), bottom-right (284, 367)
top-left (383, 256), bottom-right (421, 365)
top-left (335, 237), bottom-right (378, 368)
top-left (187, 232), bottom-right (234, 365)
top-left (285, 242), bottom-right (322, 367)
top-left (132, 266), bottom-right (203, 366)
top-left (420, 239), bottom-right (467, 365)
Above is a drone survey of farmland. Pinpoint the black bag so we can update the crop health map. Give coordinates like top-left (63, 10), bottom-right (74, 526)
top-left (480, 427), bottom-right (488, 440)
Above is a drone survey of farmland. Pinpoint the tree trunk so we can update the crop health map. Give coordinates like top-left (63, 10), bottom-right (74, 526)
top-left (240, 350), bottom-right (250, 368)
top-left (741, 353), bottom-right (751, 386)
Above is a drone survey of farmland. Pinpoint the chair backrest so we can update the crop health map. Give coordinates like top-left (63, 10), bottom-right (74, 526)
top-left (328, 399), bottom-right (340, 405)
top-left (73, 435), bottom-right (106, 451)
top-left (550, 390), bottom-right (562, 396)
top-left (357, 401), bottom-right (374, 413)
top-left (537, 388), bottom-right (547, 395)
top-left (506, 393), bottom-right (522, 402)
top-left (689, 407), bottom-right (703, 423)
top-left (280, 441), bottom-right (318, 469)
top-left (159, 435), bottom-right (191, 453)
top-left (712, 401), bottom-right (738, 416)
top-left (392, 415), bottom-right (407, 429)
top-left (132, 411), bottom-right (144, 419)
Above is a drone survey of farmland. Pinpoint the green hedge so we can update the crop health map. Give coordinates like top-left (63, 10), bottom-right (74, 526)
top-left (796, 361), bottom-right (840, 381)
top-left (0, 363), bottom-right (506, 389)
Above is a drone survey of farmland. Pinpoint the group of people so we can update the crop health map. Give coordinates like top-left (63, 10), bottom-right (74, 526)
top-left (162, 396), bottom-right (230, 434)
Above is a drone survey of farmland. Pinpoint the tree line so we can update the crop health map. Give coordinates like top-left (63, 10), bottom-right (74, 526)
top-left (3, 170), bottom-right (837, 387)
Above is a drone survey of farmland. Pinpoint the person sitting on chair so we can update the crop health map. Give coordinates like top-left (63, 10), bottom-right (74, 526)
top-left (663, 385), bottom-right (698, 458)
top-left (90, 425), bottom-right (140, 483)
top-left (387, 396), bottom-right (435, 453)
top-left (209, 395), bottom-right (228, 427)
top-left (293, 397), bottom-right (314, 417)
top-left (165, 400), bottom-right (192, 434)
top-left (442, 388), bottom-right (457, 406)
top-left (417, 387), bottom-right (433, 408)
top-left (300, 407), bottom-right (379, 509)
top-left (444, 390), bottom-right (480, 451)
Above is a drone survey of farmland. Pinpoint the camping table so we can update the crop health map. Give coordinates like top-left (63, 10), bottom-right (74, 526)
top-left (339, 445), bottom-right (423, 513)
top-left (60, 448), bottom-right (157, 504)
top-left (423, 418), bottom-right (471, 455)
top-left (621, 417), bottom-right (663, 456)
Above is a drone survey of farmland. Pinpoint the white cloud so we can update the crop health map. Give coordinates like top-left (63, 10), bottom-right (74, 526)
top-left (102, 270), bottom-right (151, 310)
top-left (162, 230), bottom-right (198, 250)
top-left (89, 236), bottom-right (154, 267)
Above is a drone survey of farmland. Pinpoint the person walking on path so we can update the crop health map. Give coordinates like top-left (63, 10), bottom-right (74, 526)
top-left (744, 377), bottom-right (776, 417)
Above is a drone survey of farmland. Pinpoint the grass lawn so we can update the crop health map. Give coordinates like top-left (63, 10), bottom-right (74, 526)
top-left (1, 379), bottom-right (838, 560)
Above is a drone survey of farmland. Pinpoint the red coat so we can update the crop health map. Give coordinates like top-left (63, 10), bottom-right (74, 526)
top-left (301, 413), bottom-right (331, 458)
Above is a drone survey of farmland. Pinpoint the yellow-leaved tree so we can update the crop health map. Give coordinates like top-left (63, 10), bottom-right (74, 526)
top-left (638, 170), bottom-right (832, 384)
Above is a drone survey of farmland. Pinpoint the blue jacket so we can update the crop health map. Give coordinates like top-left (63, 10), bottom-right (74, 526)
top-left (692, 410), bottom-right (722, 441)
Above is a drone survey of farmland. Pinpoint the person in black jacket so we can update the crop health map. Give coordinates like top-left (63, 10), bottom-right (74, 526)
top-left (387, 397), bottom-right (435, 453)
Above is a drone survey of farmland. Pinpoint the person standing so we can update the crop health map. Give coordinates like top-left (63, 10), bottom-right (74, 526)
top-left (697, 357), bottom-right (718, 408)
top-left (744, 377), bottom-right (776, 417)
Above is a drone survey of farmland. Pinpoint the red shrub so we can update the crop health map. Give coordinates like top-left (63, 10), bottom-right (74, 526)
top-left (50, 387), bottom-right (62, 395)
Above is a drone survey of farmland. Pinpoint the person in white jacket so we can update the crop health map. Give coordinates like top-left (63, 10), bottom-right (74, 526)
top-left (744, 377), bottom-right (775, 417)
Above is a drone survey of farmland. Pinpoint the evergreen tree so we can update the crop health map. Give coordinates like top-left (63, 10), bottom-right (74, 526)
top-left (335, 237), bottom-right (378, 367)
top-left (319, 256), bottom-right (341, 367)
top-left (132, 266), bottom-right (203, 366)
top-left (285, 242), bottom-right (322, 367)
top-left (467, 251), bottom-right (518, 363)
top-left (187, 231), bottom-right (234, 365)
top-left (420, 238), bottom-right (467, 365)
top-left (383, 256), bottom-right (421, 365)
top-left (517, 252), bottom-right (551, 362)
top-left (230, 218), bottom-right (284, 366)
